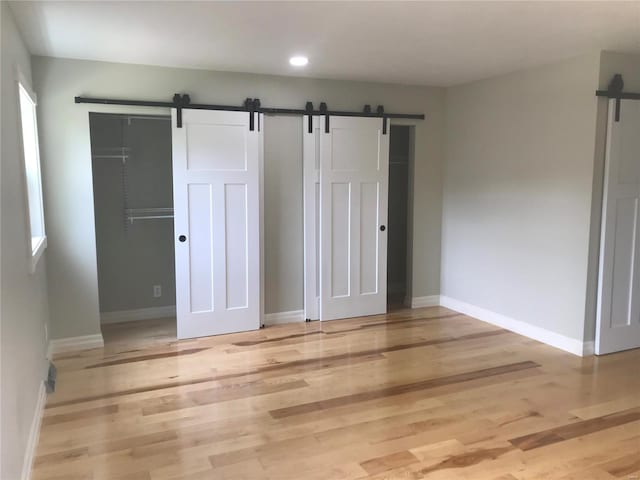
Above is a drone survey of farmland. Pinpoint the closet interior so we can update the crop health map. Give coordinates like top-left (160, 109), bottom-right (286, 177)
top-left (89, 113), bottom-right (176, 342)
top-left (387, 125), bottom-right (413, 308)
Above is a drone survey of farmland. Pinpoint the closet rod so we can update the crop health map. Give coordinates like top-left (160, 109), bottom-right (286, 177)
top-left (110, 115), bottom-right (171, 122)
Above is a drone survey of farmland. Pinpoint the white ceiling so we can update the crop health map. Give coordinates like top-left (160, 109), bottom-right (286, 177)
top-left (9, 1), bottom-right (640, 87)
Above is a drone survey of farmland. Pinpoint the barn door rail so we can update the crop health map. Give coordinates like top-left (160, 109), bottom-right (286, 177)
top-left (74, 94), bottom-right (425, 132)
top-left (596, 74), bottom-right (640, 122)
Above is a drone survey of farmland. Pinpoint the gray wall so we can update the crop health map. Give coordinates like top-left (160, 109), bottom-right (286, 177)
top-left (263, 115), bottom-right (304, 314)
top-left (442, 53), bottom-right (601, 342)
top-left (0, 4), bottom-right (50, 478)
top-left (32, 56), bottom-right (445, 339)
top-left (90, 114), bottom-right (176, 313)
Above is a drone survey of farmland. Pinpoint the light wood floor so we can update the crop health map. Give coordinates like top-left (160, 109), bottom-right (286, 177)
top-left (34, 307), bottom-right (640, 480)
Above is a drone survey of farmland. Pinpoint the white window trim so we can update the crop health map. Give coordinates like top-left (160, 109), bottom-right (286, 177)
top-left (16, 69), bottom-right (47, 274)
top-left (31, 236), bottom-right (47, 273)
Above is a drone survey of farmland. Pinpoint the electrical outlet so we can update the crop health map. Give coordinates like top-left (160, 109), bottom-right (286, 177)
top-left (153, 285), bottom-right (162, 298)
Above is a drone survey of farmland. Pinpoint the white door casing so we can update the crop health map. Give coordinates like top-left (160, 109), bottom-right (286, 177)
top-left (303, 115), bottom-right (321, 320)
top-left (172, 109), bottom-right (263, 339)
top-left (596, 99), bottom-right (640, 354)
top-left (320, 116), bottom-right (389, 321)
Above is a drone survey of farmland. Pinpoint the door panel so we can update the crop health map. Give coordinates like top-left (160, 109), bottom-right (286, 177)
top-left (331, 182), bottom-right (351, 297)
top-left (320, 116), bottom-right (389, 321)
top-left (331, 128), bottom-right (380, 171)
top-left (186, 124), bottom-right (247, 171)
top-left (360, 182), bottom-right (380, 294)
top-left (224, 183), bottom-right (248, 309)
top-left (596, 99), bottom-right (640, 354)
top-left (173, 109), bottom-right (262, 339)
top-left (187, 184), bottom-right (214, 313)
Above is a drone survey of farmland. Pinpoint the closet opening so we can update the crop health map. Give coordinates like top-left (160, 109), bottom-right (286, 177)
top-left (89, 112), bottom-right (176, 347)
top-left (387, 125), bottom-right (414, 309)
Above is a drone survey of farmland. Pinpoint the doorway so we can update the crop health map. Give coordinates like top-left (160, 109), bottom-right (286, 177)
top-left (387, 125), bottom-right (413, 309)
top-left (89, 113), bottom-right (177, 345)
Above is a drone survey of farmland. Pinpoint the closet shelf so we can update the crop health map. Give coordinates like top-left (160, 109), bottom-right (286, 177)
top-left (125, 207), bottom-right (174, 223)
top-left (92, 147), bottom-right (130, 161)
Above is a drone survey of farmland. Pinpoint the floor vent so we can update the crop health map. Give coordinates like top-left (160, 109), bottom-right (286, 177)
top-left (45, 362), bottom-right (57, 393)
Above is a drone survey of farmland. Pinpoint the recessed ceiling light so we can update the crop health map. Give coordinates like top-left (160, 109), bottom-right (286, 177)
top-left (289, 56), bottom-right (309, 67)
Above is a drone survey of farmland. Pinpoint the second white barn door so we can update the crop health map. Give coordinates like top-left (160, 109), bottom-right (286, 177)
top-left (596, 99), bottom-right (640, 354)
top-left (320, 116), bottom-right (389, 321)
top-left (172, 109), bottom-right (262, 339)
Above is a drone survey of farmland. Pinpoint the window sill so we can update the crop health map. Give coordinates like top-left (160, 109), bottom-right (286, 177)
top-left (30, 236), bottom-right (47, 273)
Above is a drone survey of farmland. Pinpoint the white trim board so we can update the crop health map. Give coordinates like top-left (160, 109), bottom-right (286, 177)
top-left (47, 334), bottom-right (104, 357)
top-left (264, 310), bottom-right (305, 325)
top-left (410, 295), bottom-right (441, 308)
top-left (439, 296), bottom-right (592, 357)
top-left (100, 305), bottom-right (176, 324)
top-left (21, 381), bottom-right (46, 480)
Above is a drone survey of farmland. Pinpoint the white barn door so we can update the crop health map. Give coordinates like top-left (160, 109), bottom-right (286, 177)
top-left (596, 99), bottom-right (640, 354)
top-left (320, 116), bottom-right (389, 321)
top-left (172, 109), bottom-right (262, 339)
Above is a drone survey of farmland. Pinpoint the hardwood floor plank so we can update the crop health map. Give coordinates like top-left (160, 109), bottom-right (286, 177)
top-left (41, 404), bottom-right (118, 426)
top-left (141, 379), bottom-right (309, 416)
top-left (269, 361), bottom-right (539, 419)
top-left (89, 430), bottom-right (179, 457)
top-left (569, 394), bottom-right (640, 420)
top-left (232, 330), bottom-right (325, 346)
top-left (232, 313), bottom-right (463, 347)
top-left (360, 450), bottom-right (419, 475)
top-left (45, 376), bottom-right (220, 409)
top-left (599, 453), bottom-right (640, 478)
top-left (412, 446), bottom-right (516, 477)
top-left (84, 347), bottom-right (209, 369)
top-left (33, 447), bottom-right (89, 467)
top-left (510, 407), bottom-right (640, 451)
top-left (557, 468), bottom-right (618, 480)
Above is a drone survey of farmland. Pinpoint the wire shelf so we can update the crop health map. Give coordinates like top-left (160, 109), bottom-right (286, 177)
top-left (125, 208), bottom-right (174, 224)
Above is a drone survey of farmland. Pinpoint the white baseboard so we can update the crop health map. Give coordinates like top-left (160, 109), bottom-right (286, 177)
top-left (100, 305), bottom-right (176, 324)
top-left (411, 295), bottom-right (441, 308)
top-left (47, 334), bottom-right (104, 357)
top-left (264, 310), bottom-right (305, 325)
top-left (439, 296), bottom-right (590, 357)
top-left (21, 382), bottom-right (46, 480)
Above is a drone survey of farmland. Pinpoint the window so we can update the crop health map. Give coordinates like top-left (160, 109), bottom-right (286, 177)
top-left (18, 81), bottom-right (46, 272)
